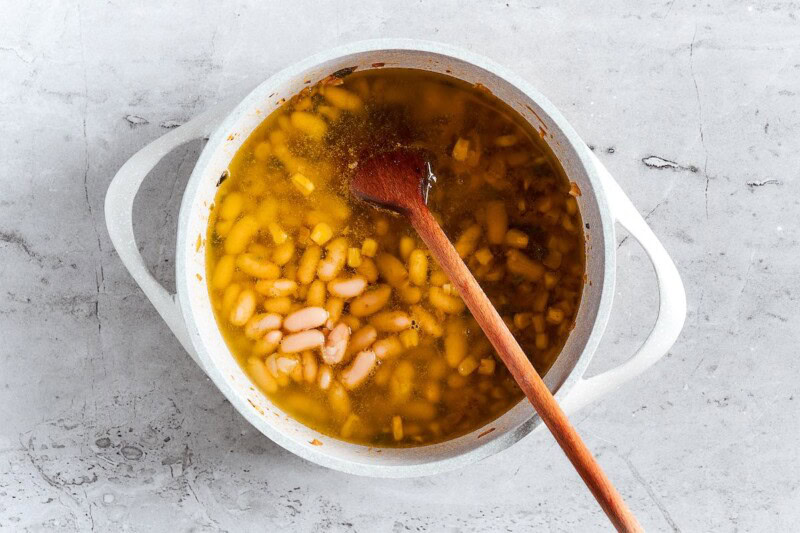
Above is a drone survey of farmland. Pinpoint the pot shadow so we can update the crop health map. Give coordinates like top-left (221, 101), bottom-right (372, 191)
top-left (585, 227), bottom-right (658, 378)
top-left (132, 138), bottom-right (203, 296)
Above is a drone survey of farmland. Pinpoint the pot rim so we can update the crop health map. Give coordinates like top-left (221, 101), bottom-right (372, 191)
top-left (175, 38), bottom-right (616, 477)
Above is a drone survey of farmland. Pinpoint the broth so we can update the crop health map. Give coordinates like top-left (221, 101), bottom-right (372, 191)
top-left (205, 68), bottom-right (585, 446)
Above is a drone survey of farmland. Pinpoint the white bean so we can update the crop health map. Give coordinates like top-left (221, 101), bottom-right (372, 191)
top-left (397, 282), bottom-right (422, 304)
top-left (410, 305), bottom-right (443, 337)
top-left (297, 244), bottom-right (322, 285)
top-left (322, 322), bottom-right (350, 365)
top-left (486, 200), bottom-right (508, 245)
top-left (276, 354), bottom-right (300, 374)
top-left (253, 330), bottom-right (283, 356)
top-left (327, 276), bottom-right (367, 299)
top-left (340, 350), bottom-right (377, 389)
top-left (325, 297), bottom-right (344, 325)
top-left (356, 257), bottom-right (379, 283)
top-left (454, 224), bottom-right (481, 258)
top-left (284, 307), bottom-right (329, 332)
top-left (328, 382), bottom-right (351, 417)
top-left (369, 311), bottom-right (412, 332)
top-left (255, 278), bottom-right (298, 297)
top-left (349, 284), bottom-right (392, 317)
top-left (302, 351), bottom-right (318, 383)
top-left (247, 357), bottom-right (278, 394)
top-left (373, 336), bottom-right (403, 359)
top-left (229, 289), bottom-right (256, 326)
top-left (376, 253), bottom-right (408, 286)
top-left (244, 313), bottom-right (282, 339)
top-left (265, 353), bottom-right (280, 378)
top-left (317, 365), bottom-right (333, 390)
top-left (236, 254), bottom-right (281, 279)
top-left (407, 249), bottom-right (428, 286)
top-left (347, 325), bottom-right (378, 357)
top-left (212, 255), bottom-right (235, 290)
top-left (224, 215), bottom-right (259, 254)
top-left (263, 296), bottom-right (292, 314)
top-left (317, 237), bottom-right (348, 281)
top-left (429, 286), bottom-right (465, 314)
top-left (392, 415), bottom-right (403, 441)
top-left (340, 314), bottom-right (361, 331)
top-left (219, 192), bottom-right (243, 220)
top-left (280, 329), bottom-right (325, 352)
top-left (306, 279), bottom-right (326, 307)
top-left (445, 319), bottom-right (468, 367)
top-left (271, 239), bottom-right (295, 266)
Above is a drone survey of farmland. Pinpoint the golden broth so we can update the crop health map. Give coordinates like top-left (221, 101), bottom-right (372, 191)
top-left (205, 68), bottom-right (585, 447)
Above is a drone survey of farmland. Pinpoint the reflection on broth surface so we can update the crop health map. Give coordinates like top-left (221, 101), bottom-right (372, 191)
top-left (206, 69), bottom-right (585, 446)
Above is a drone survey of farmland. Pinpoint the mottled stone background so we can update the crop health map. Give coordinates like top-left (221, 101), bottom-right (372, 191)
top-left (1, 1), bottom-right (798, 531)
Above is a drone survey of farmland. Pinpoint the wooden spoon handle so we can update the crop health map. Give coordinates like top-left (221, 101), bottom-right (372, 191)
top-left (408, 204), bottom-right (642, 533)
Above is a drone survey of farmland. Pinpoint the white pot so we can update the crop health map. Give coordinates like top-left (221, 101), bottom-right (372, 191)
top-left (106, 39), bottom-right (686, 478)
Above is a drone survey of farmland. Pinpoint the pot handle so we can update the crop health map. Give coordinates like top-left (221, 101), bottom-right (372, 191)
top-left (104, 101), bottom-right (232, 371)
top-left (561, 152), bottom-right (687, 414)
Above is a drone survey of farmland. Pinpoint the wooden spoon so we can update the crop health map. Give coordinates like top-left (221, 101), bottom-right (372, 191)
top-left (352, 149), bottom-right (642, 533)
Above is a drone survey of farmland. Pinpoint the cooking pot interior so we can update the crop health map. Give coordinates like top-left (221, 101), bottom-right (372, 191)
top-left (178, 44), bottom-right (609, 474)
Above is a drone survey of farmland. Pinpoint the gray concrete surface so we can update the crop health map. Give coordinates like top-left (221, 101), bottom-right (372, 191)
top-left (1, 1), bottom-right (798, 531)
